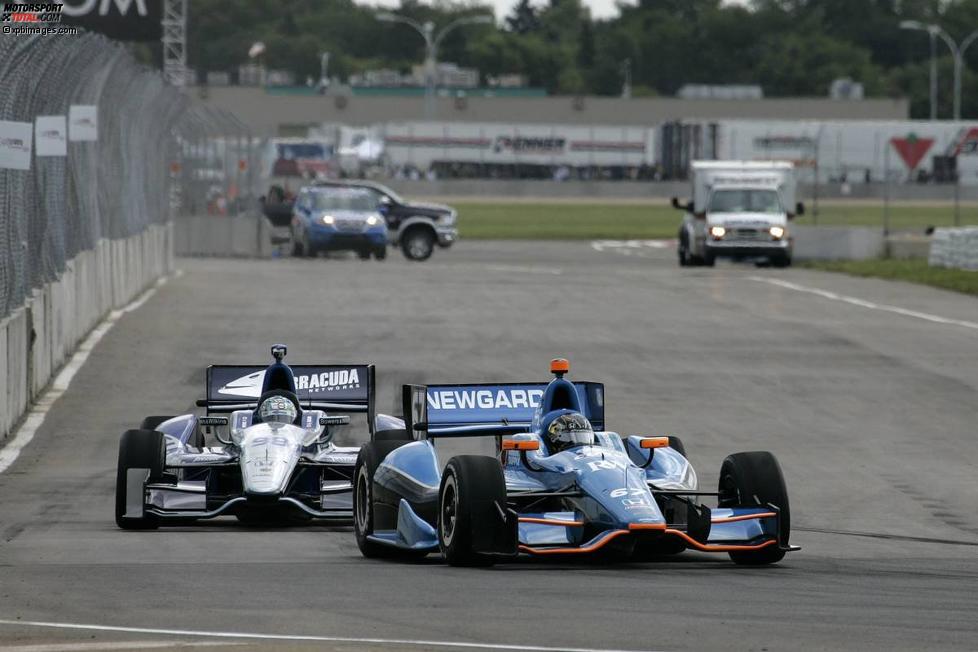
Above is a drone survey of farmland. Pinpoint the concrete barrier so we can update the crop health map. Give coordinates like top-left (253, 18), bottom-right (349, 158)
top-left (174, 214), bottom-right (274, 258)
top-left (792, 226), bottom-right (885, 261)
top-left (929, 227), bottom-right (978, 270)
top-left (0, 222), bottom-right (173, 444)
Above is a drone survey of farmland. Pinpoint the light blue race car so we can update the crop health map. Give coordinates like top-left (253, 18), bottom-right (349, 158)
top-left (354, 359), bottom-right (798, 566)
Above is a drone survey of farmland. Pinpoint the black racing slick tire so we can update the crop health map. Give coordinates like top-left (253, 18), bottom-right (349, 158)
top-left (718, 451), bottom-right (790, 565)
top-left (140, 416), bottom-right (174, 431)
top-left (401, 227), bottom-right (435, 261)
top-left (438, 455), bottom-right (508, 567)
top-left (115, 429), bottom-right (165, 530)
top-left (354, 440), bottom-right (427, 559)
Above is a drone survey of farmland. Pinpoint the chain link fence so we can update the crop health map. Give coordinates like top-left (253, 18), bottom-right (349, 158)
top-left (0, 31), bottom-right (257, 320)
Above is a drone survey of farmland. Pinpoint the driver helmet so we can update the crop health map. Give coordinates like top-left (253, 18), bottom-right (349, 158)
top-left (259, 395), bottom-right (297, 425)
top-left (544, 410), bottom-right (595, 454)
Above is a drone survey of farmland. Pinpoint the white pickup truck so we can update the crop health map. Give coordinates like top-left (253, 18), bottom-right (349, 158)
top-left (672, 161), bottom-right (804, 267)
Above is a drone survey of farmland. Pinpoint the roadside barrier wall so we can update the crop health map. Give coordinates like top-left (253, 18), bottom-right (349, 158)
top-left (0, 224), bottom-right (173, 441)
top-left (174, 214), bottom-right (276, 257)
top-left (928, 227), bottom-right (978, 270)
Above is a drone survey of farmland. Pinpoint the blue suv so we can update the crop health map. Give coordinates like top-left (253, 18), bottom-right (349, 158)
top-left (291, 186), bottom-right (388, 259)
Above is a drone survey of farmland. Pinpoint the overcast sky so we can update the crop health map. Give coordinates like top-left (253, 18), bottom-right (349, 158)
top-left (358, 0), bottom-right (748, 21)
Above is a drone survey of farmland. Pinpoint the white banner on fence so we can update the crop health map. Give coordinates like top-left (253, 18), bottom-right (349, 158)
top-left (68, 105), bottom-right (97, 142)
top-left (0, 120), bottom-right (33, 170)
top-left (35, 116), bottom-right (67, 156)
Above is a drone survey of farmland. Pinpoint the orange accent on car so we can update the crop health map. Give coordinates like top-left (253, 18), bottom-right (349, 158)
top-left (520, 530), bottom-right (629, 555)
top-left (502, 439), bottom-right (540, 452)
top-left (550, 358), bottom-right (570, 374)
top-left (639, 437), bottom-right (670, 449)
top-left (518, 517), bottom-right (585, 527)
top-left (711, 512), bottom-right (778, 524)
top-left (627, 522), bottom-right (667, 531)
top-left (663, 529), bottom-right (779, 552)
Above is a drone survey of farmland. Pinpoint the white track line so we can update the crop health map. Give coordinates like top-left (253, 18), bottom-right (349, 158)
top-left (0, 620), bottom-right (664, 652)
top-left (0, 642), bottom-right (239, 651)
top-left (0, 273), bottom-right (176, 475)
top-left (749, 276), bottom-right (978, 332)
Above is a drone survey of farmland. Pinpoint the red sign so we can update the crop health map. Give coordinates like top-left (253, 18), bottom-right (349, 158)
top-left (946, 127), bottom-right (978, 156)
top-left (890, 134), bottom-right (934, 171)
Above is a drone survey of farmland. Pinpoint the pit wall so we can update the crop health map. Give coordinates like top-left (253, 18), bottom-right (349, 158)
top-left (0, 223), bottom-right (173, 442)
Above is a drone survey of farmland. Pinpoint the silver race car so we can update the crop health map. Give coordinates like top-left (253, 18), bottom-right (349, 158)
top-left (115, 345), bottom-right (375, 528)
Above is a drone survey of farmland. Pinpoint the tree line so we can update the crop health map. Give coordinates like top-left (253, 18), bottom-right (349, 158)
top-left (186, 0), bottom-right (978, 119)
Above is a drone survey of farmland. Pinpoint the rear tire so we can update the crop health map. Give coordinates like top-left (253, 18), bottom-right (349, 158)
top-left (115, 429), bottom-right (165, 530)
top-left (438, 455), bottom-right (507, 567)
top-left (354, 440), bottom-right (427, 559)
top-left (357, 250), bottom-right (371, 260)
top-left (140, 416), bottom-right (174, 431)
top-left (718, 451), bottom-right (790, 565)
top-left (374, 246), bottom-right (387, 260)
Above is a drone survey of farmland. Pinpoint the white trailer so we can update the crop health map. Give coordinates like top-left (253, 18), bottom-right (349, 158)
top-left (673, 161), bottom-right (800, 267)
top-left (381, 121), bottom-right (657, 177)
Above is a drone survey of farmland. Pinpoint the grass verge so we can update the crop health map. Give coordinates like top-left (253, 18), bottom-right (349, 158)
top-left (454, 201), bottom-right (978, 240)
top-left (802, 258), bottom-right (978, 296)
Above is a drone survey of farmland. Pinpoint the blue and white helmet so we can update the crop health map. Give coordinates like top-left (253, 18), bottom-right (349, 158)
top-left (541, 409), bottom-right (594, 453)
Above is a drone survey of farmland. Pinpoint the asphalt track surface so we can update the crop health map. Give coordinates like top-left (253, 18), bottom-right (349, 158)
top-left (1, 241), bottom-right (977, 652)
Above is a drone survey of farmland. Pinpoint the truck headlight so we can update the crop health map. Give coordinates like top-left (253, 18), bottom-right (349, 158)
top-left (770, 226), bottom-right (785, 239)
top-left (709, 226), bottom-right (726, 239)
top-left (366, 215), bottom-right (379, 226)
top-left (438, 212), bottom-right (456, 226)
top-left (320, 215), bottom-right (335, 226)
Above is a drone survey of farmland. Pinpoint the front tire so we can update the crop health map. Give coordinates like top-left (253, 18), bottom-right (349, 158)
top-left (374, 246), bottom-right (387, 260)
top-left (718, 451), bottom-right (790, 565)
top-left (115, 429), bottom-right (165, 530)
top-left (354, 440), bottom-right (426, 559)
top-left (401, 227), bottom-right (435, 261)
top-left (771, 253), bottom-right (792, 268)
top-left (438, 455), bottom-right (507, 567)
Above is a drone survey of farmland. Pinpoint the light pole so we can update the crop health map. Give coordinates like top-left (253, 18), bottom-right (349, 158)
top-left (377, 12), bottom-right (493, 119)
top-left (900, 21), bottom-right (978, 120)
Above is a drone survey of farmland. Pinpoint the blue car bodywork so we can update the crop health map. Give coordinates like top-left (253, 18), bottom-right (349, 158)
top-left (357, 364), bottom-right (796, 564)
top-left (292, 187), bottom-right (388, 257)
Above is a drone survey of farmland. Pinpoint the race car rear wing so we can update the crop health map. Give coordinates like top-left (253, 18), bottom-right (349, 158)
top-left (402, 381), bottom-right (605, 438)
top-left (199, 364), bottom-right (376, 431)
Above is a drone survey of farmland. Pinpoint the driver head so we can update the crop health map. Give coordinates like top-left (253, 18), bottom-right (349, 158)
top-left (259, 393), bottom-right (297, 425)
top-left (541, 410), bottom-right (594, 454)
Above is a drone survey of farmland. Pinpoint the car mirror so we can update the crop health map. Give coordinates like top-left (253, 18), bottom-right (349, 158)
top-left (639, 437), bottom-right (669, 449)
top-left (502, 439), bottom-right (539, 451)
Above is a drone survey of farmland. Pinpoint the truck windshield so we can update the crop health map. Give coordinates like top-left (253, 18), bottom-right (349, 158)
top-left (708, 189), bottom-right (783, 214)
